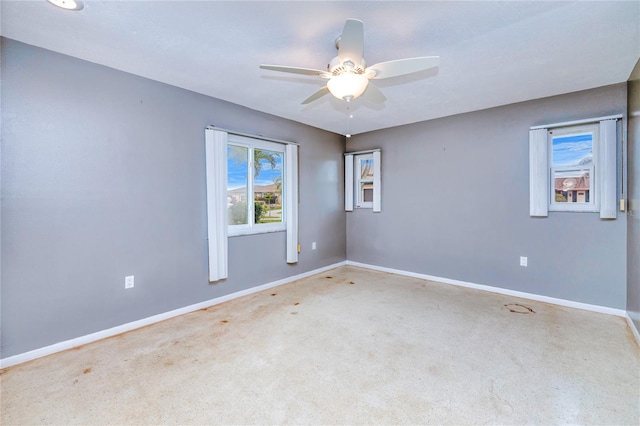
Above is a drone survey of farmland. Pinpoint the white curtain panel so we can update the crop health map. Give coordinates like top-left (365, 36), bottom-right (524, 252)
top-left (285, 144), bottom-right (299, 263)
top-left (204, 128), bottom-right (229, 282)
top-left (373, 150), bottom-right (381, 212)
top-left (344, 154), bottom-right (354, 211)
top-left (599, 119), bottom-right (618, 219)
top-left (529, 128), bottom-right (549, 217)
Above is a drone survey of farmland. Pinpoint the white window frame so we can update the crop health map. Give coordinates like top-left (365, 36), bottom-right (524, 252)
top-left (345, 149), bottom-right (381, 212)
top-left (227, 134), bottom-right (286, 237)
top-left (548, 123), bottom-right (599, 213)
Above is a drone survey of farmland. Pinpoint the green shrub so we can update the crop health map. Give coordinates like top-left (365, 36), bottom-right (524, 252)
top-left (555, 192), bottom-right (567, 202)
top-left (255, 202), bottom-right (264, 223)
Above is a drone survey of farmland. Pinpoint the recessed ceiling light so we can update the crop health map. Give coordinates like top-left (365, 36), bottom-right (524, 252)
top-left (45, 0), bottom-right (84, 11)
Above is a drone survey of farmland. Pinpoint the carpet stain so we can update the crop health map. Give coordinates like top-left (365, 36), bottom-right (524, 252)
top-left (504, 303), bottom-right (535, 314)
top-left (221, 320), bottom-right (229, 324)
top-left (271, 293), bottom-right (277, 296)
top-left (294, 302), bottom-right (300, 305)
top-left (325, 276), bottom-right (333, 279)
top-left (83, 368), bottom-right (92, 374)
top-left (349, 281), bottom-right (355, 285)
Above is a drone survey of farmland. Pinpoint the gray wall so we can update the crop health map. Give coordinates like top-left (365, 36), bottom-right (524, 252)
top-left (346, 84), bottom-right (627, 309)
top-left (628, 61), bottom-right (640, 331)
top-left (1, 39), bottom-right (346, 358)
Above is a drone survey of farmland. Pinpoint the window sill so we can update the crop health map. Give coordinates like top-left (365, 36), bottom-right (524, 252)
top-left (548, 207), bottom-right (599, 213)
top-left (228, 225), bottom-right (286, 237)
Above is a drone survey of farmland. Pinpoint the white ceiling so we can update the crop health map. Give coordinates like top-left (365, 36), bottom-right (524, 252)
top-left (2, 1), bottom-right (639, 136)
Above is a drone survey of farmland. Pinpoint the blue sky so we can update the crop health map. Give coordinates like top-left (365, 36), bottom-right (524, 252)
top-left (227, 159), bottom-right (247, 189)
top-left (552, 133), bottom-right (593, 166)
top-left (227, 148), bottom-right (283, 189)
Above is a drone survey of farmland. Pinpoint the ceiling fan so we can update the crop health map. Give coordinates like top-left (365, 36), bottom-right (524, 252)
top-left (260, 19), bottom-right (440, 105)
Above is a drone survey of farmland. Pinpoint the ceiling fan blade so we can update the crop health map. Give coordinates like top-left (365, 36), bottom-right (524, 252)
top-left (301, 86), bottom-right (330, 104)
top-left (362, 83), bottom-right (386, 104)
top-left (260, 64), bottom-right (330, 78)
top-left (366, 56), bottom-right (440, 79)
top-left (338, 19), bottom-right (364, 64)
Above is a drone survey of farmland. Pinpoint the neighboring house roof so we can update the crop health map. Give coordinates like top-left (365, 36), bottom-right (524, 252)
top-left (255, 184), bottom-right (279, 193)
top-left (228, 187), bottom-right (246, 196)
top-left (555, 176), bottom-right (590, 191)
top-left (228, 184), bottom-right (280, 195)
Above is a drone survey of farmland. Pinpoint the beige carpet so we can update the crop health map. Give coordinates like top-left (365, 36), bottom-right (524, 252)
top-left (1, 266), bottom-right (639, 425)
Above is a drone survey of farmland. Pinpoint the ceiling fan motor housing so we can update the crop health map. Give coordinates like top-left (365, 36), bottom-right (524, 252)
top-left (328, 56), bottom-right (366, 76)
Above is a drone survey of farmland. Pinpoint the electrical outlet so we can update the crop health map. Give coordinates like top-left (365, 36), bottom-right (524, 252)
top-left (520, 257), bottom-right (528, 267)
top-left (125, 275), bottom-right (135, 289)
top-left (312, 242), bottom-right (317, 250)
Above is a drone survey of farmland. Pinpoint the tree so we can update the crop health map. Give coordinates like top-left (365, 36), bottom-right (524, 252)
top-left (228, 147), bottom-right (280, 178)
top-left (254, 149), bottom-right (279, 177)
top-left (263, 192), bottom-right (277, 205)
top-left (273, 176), bottom-right (282, 192)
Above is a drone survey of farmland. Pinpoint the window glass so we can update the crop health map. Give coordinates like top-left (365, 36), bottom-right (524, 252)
top-left (551, 132), bottom-right (593, 167)
top-left (360, 158), bottom-right (374, 179)
top-left (553, 169), bottom-right (591, 203)
top-left (549, 127), bottom-right (595, 209)
top-left (356, 154), bottom-right (374, 208)
top-left (253, 149), bottom-right (283, 224)
top-left (362, 185), bottom-right (374, 202)
top-left (227, 145), bottom-right (249, 225)
top-left (227, 137), bottom-right (286, 235)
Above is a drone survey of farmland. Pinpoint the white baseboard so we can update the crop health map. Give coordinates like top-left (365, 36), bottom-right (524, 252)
top-left (0, 261), bottom-right (347, 369)
top-left (346, 261), bottom-right (627, 317)
top-left (3, 260), bottom-right (632, 369)
top-left (626, 313), bottom-right (640, 346)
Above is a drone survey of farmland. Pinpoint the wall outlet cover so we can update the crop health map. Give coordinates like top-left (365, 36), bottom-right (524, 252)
top-left (125, 275), bottom-right (135, 289)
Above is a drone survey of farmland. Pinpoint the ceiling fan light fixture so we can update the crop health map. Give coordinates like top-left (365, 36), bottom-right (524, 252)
top-left (259, 19), bottom-right (439, 105)
top-left (45, 0), bottom-right (84, 10)
top-left (327, 73), bottom-right (369, 101)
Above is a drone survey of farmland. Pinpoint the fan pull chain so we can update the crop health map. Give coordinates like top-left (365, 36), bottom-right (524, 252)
top-left (345, 102), bottom-right (352, 138)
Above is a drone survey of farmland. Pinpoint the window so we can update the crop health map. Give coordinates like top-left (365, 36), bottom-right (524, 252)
top-left (549, 124), bottom-right (598, 212)
top-left (227, 135), bottom-right (285, 236)
top-left (529, 116), bottom-right (619, 219)
top-left (355, 153), bottom-right (374, 208)
top-left (345, 149), bottom-right (381, 212)
top-left (205, 128), bottom-right (299, 281)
